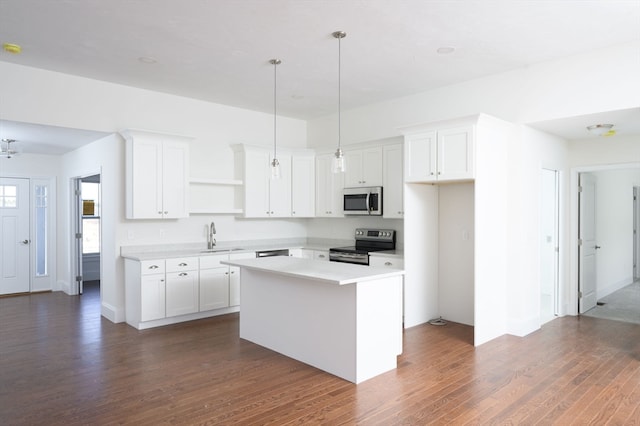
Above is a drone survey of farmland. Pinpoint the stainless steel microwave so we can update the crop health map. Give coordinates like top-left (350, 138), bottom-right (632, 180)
top-left (343, 186), bottom-right (383, 216)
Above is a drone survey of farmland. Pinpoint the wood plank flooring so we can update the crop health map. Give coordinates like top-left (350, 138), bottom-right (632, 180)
top-left (1, 288), bottom-right (640, 425)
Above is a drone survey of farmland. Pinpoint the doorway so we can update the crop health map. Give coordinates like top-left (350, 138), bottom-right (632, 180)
top-left (540, 169), bottom-right (559, 323)
top-left (73, 174), bottom-right (101, 296)
top-left (0, 177), bottom-right (30, 295)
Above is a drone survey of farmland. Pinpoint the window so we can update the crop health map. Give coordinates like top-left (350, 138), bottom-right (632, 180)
top-left (35, 184), bottom-right (48, 276)
top-left (82, 182), bottom-right (100, 254)
top-left (0, 184), bottom-right (17, 208)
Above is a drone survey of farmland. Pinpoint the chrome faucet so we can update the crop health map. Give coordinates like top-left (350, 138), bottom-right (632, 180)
top-left (207, 221), bottom-right (217, 249)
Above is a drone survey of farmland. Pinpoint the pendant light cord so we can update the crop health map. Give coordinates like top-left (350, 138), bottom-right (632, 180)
top-left (273, 59), bottom-right (277, 160)
top-left (338, 34), bottom-right (341, 152)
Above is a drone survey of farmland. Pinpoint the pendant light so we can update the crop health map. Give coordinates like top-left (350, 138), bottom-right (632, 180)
top-left (332, 31), bottom-right (347, 173)
top-left (270, 58), bottom-right (282, 179)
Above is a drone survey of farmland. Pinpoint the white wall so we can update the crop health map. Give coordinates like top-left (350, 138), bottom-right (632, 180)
top-left (438, 183), bottom-right (474, 326)
top-left (1, 61), bottom-right (309, 322)
top-left (592, 169), bottom-right (640, 298)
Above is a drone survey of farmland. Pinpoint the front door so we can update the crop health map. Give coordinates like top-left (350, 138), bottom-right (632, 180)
top-left (0, 177), bottom-right (30, 295)
top-left (579, 173), bottom-right (598, 313)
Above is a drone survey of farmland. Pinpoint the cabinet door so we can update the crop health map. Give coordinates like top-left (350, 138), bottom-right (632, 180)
top-left (229, 252), bottom-right (255, 306)
top-left (244, 149), bottom-right (271, 218)
top-left (140, 273), bottom-right (166, 321)
top-left (199, 267), bottom-right (230, 311)
top-left (162, 139), bottom-right (189, 218)
top-left (343, 150), bottom-right (363, 187)
top-left (316, 154), bottom-right (344, 217)
top-left (437, 125), bottom-right (474, 181)
top-left (269, 153), bottom-right (292, 217)
top-left (166, 271), bottom-right (199, 317)
top-left (383, 144), bottom-right (404, 218)
top-left (291, 155), bottom-right (315, 217)
top-left (362, 147), bottom-right (383, 186)
top-left (404, 131), bottom-right (437, 183)
top-left (130, 138), bottom-right (163, 218)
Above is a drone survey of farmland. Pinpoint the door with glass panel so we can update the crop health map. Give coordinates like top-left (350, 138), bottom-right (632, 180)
top-left (0, 177), bottom-right (30, 294)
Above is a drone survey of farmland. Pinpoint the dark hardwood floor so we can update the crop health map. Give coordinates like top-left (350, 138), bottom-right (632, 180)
top-left (1, 290), bottom-right (640, 425)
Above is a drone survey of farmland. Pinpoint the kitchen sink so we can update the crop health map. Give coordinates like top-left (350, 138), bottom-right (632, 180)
top-left (200, 248), bottom-right (245, 253)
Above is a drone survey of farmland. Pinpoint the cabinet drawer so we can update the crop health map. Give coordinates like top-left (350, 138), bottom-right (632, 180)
top-left (140, 259), bottom-right (166, 275)
top-left (199, 254), bottom-right (229, 269)
top-left (166, 257), bottom-right (198, 272)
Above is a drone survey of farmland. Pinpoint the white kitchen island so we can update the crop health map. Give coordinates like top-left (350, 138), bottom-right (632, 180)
top-left (222, 256), bottom-right (404, 384)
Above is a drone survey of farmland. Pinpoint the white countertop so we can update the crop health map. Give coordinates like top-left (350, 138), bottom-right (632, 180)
top-left (222, 256), bottom-right (404, 285)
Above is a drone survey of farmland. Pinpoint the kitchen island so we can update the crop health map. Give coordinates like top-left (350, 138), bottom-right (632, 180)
top-left (222, 256), bottom-right (404, 384)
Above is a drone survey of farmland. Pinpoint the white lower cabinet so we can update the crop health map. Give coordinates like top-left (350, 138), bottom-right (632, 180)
top-left (165, 257), bottom-right (199, 317)
top-left (140, 268), bottom-right (166, 322)
top-left (228, 252), bottom-right (255, 306)
top-left (199, 255), bottom-right (230, 311)
top-left (369, 256), bottom-right (404, 269)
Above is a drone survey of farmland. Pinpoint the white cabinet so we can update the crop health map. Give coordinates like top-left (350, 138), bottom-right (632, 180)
top-left (404, 125), bottom-right (474, 183)
top-left (314, 250), bottom-right (330, 261)
top-left (291, 153), bottom-right (315, 217)
top-left (229, 252), bottom-right (255, 306)
top-left (122, 129), bottom-right (191, 219)
top-left (344, 147), bottom-right (383, 187)
top-left (199, 255), bottom-right (230, 311)
top-left (234, 145), bottom-right (292, 218)
top-left (383, 144), bottom-right (404, 218)
top-left (315, 154), bottom-right (344, 217)
top-left (369, 256), bottom-right (404, 269)
top-left (139, 260), bottom-right (166, 322)
top-left (165, 257), bottom-right (199, 317)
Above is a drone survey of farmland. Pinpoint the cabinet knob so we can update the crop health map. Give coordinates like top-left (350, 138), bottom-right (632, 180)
top-left (231, 271), bottom-right (235, 274)
top-left (158, 211), bottom-right (163, 214)
top-left (292, 211), bottom-right (295, 215)
top-left (430, 172), bottom-right (434, 176)
top-left (318, 254), bottom-right (325, 258)
top-left (225, 272), bottom-right (229, 275)
top-left (438, 172), bottom-right (441, 175)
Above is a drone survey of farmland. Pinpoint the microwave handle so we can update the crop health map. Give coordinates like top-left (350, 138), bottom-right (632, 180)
top-left (366, 192), bottom-right (372, 212)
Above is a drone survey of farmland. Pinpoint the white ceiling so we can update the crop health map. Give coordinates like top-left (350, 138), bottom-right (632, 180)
top-left (1, 0), bottom-right (639, 153)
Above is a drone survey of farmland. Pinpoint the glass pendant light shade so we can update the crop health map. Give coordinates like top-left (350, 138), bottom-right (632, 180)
top-left (270, 59), bottom-right (281, 179)
top-left (332, 148), bottom-right (346, 173)
top-left (271, 157), bottom-right (281, 179)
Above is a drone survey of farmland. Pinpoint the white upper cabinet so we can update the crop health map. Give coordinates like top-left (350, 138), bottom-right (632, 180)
top-left (383, 144), bottom-right (404, 219)
top-left (233, 144), bottom-right (301, 218)
top-left (122, 129), bottom-right (191, 219)
top-left (344, 147), bottom-right (383, 187)
top-left (291, 153), bottom-right (316, 217)
top-left (315, 154), bottom-right (344, 217)
top-left (403, 124), bottom-right (474, 183)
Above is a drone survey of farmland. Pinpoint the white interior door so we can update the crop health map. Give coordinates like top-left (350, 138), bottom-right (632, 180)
top-left (579, 173), bottom-right (598, 313)
top-left (0, 177), bottom-right (30, 295)
top-left (540, 169), bottom-right (559, 323)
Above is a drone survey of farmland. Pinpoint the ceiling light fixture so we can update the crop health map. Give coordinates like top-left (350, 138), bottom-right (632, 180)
top-left (0, 139), bottom-right (20, 158)
top-left (586, 124), bottom-right (615, 137)
top-left (3, 43), bottom-right (22, 54)
top-left (332, 31), bottom-right (347, 174)
top-left (270, 58), bottom-right (282, 179)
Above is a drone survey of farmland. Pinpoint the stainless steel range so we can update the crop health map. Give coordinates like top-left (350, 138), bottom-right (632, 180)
top-left (329, 228), bottom-right (396, 265)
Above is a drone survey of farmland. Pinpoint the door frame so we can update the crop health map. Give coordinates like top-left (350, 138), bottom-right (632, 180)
top-left (569, 162), bottom-right (640, 316)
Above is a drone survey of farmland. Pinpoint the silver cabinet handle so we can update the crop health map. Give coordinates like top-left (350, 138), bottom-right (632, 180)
top-left (178, 272), bottom-right (188, 277)
top-left (318, 254), bottom-right (325, 258)
top-left (148, 265), bottom-right (159, 269)
top-left (179, 263), bottom-right (188, 267)
top-left (385, 262), bottom-right (392, 266)
top-left (595, 245), bottom-right (601, 249)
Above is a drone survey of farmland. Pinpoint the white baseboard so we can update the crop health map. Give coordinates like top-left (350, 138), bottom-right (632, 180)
top-left (101, 302), bottom-right (125, 323)
top-left (597, 277), bottom-right (633, 300)
top-left (507, 315), bottom-right (540, 338)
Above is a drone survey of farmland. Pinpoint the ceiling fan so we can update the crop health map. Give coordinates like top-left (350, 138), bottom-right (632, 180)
top-left (0, 139), bottom-right (20, 158)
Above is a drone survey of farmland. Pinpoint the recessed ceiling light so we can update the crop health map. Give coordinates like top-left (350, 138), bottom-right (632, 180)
top-left (138, 56), bottom-right (157, 64)
top-left (436, 46), bottom-right (456, 55)
top-left (3, 43), bottom-right (22, 54)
